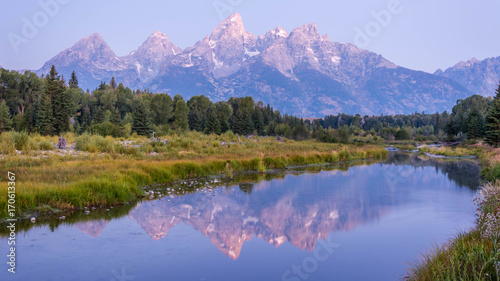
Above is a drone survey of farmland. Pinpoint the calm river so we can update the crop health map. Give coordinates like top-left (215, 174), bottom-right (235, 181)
top-left (0, 152), bottom-right (481, 281)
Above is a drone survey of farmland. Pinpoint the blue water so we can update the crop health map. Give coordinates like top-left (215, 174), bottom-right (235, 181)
top-left (0, 152), bottom-right (481, 281)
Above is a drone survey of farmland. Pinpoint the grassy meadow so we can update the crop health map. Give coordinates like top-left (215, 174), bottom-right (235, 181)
top-left (0, 131), bottom-right (388, 219)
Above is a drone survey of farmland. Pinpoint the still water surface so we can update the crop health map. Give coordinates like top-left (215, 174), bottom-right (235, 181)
top-left (1, 152), bottom-right (481, 281)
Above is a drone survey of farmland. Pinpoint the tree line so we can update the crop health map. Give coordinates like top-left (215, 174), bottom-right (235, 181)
top-left (1, 66), bottom-right (500, 146)
top-left (0, 66), bottom-right (309, 139)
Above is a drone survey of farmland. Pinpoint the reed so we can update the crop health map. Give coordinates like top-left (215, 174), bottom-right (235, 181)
top-left (406, 144), bottom-right (500, 281)
top-left (0, 131), bottom-right (389, 218)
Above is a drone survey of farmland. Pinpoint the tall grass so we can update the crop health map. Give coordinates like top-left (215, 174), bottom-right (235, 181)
top-left (419, 145), bottom-right (479, 158)
top-left (406, 143), bottom-right (500, 281)
top-left (0, 131), bottom-right (389, 218)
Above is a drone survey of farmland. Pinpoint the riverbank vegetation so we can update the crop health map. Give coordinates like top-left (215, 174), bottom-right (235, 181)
top-left (2, 67), bottom-right (500, 279)
top-left (0, 67), bottom-right (498, 145)
top-left (0, 130), bottom-right (388, 219)
top-left (402, 83), bottom-right (500, 280)
top-left (406, 142), bottom-right (500, 280)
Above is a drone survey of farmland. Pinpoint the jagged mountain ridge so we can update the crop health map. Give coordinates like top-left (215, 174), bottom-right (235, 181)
top-left (435, 56), bottom-right (500, 97)
top-left (36, 13), bottom-right (472, 116)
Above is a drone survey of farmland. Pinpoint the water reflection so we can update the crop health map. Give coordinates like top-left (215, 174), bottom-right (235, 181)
top-left (0, 152), bottom-right (482, 281)
top-left (384, 152), bottom-right (481, 189)
top-left (71, 152), bottom-right (479, 260)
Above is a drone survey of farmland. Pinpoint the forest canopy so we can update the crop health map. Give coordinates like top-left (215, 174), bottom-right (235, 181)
top-left (0, 66), bottom-right (495, 143)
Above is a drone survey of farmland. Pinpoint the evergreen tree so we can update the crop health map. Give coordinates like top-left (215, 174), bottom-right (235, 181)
top-left (110, 77), bottom-right (117, 90)
top-left (187, 95), bottom-right (211, 131)
top-left (78, 106), bottom-right (90, 134)
top-left (23, 104), bottom-right (35, 133)
top-left (204, 109), bottom-right (221, 135)
top-left (111, 107), bottom-right (121, 125)
top-left (215, 102), bottom-right (232, 133)
top-left (93, 106), bottom-right (105, 124)
top-left (291, 121), bottom-right (309, 140)
top-left (37, 92), bottom-right (53, 135)
top-left (485, 83), bottom-right (500, 146)
top-left (188, 109), bottom-right (204, 131)
top-left (466, 109), bottom-right (485, 139)
top-left (69, 71), bottom-right (78, 89)
top-left (173, 98), bottom-right (189, 131)
top-left (132, 102), bottom-right (152, 136)
top-left (46, 65), bottom-right (70, 135)
top-left (232, 109), bottom-right (254, 135)
top-left (0, 100), bottom-right (12, 132)
top-left (151, 94), bottom-right (173, 125)
top-left (252, 108), bottom-right (265, 135)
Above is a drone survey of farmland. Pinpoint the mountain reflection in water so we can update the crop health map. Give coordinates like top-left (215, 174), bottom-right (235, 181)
top-left (73, 152), bottom-right (480, 260)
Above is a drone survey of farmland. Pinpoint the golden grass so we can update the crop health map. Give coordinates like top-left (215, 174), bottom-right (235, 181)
top-left (0, 131), bottom-right (389, 218)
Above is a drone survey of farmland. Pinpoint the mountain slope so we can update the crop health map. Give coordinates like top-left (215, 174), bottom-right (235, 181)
top-left (37, 33), bottom-right (133, 89)
top-left (35, 13), bottom-right (473, 116)
top-left (435, 57), bottom-right (500, 97)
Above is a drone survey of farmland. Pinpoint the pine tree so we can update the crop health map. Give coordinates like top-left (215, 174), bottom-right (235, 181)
top-left (37, 92), bottom-right (53, 135)
top-left (132, 102), bottom-right (152, 136)
top-left (69, 71), bottom-right (78, 89)
top-left (466, 109), bottom-right (485, 139)
top-left (252, 108), bottom-right (265, 135)
top-left (111, 107), bottom-right (121, 125)
top-left (23, 104), bottom-right (35, 132)
top-left (215, 102), bottom-right (232, 133)
top-left (486, 83), bottom-right (500, 146)
top-left (46, 65), bottom-right (70, 135)
top-left (188, 109), bottom-right (204, 131)
top-left (291, 121), bottom-right (309, 140)
top-left (219, 113), bottom-right (230, 133)
top-left (204, 110), bottom-right (221, 135)
top-left (151, 94), bottom-right (173, 125)
top-left (110, 77), bottom-right (117, 90)
top-left (0, 100), bottom-right (12, 132)
top-left (79, 106), bottom-right (90, 134)
top-left (173, 98), bottom-right (189, 131)
top-left (93, 106), bottom-right (105, 124)
top-left (232, 109), bottom-right (254, 135)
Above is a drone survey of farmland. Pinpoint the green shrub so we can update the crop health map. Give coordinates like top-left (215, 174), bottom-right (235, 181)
top-left (90, 121), bottom-right (122, 137)
top-left (0, 132), bottom-right (16, 154)
top-left (39, 140), bottom-right (54, 150)
top-left (395, 129), bottom-right (411, 140)
top-left (13, 131), bottom-right (29, 150)
top-left (74, 133), bottom-right (92, 151)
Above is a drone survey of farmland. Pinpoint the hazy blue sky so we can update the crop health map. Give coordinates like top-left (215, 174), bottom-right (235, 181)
top-left (1, 0), bottom-right (499, 73)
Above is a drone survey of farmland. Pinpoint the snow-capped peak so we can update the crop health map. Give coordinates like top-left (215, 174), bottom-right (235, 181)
top-left (271, 26), bottom-right (289, 38)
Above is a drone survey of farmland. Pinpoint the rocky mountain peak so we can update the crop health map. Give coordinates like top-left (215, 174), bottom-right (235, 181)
top-left (210, 13), bottom-right (246, 39)
top-left (38, 32), bottom-right (121, 74)
top-left (256, 27), bottom-right (287, 52)
top-left (290, 23), bottom-right (321, 39)
top-left (71, 33), bottom-right (114, 56)
top-left (130, 31), bottom-right (181, 58)
top-left (270, 26), bottom-right (289, 38)
top-left (436, 56), bottom-right (500, 96)
top-left (206, 13), bottom-right (258, 78)
top-left (34, 16), bottom-right (476, 116)
top-left (454, 57), bottom-right (481, 68)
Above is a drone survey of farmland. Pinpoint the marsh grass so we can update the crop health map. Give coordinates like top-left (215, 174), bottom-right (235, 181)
top-left (407, 177), bottom-right (500, 281)
top-left (406, 230), bottom-right (500, 281)
top-left (419, 145), bottom-right (479, 158)
top-left (0, 131), bottom-right (388, 218)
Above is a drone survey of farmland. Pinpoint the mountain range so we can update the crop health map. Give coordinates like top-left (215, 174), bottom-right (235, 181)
top-left (33, 13), bottom-right (499, 117)
top-left (435, 56), bottom-right (500, 97)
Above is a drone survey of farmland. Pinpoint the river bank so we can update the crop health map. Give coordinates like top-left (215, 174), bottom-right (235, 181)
top-left (0, 131), bottom-right (388, 220)
top-left (406, 142), bottom-right (500, 280)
